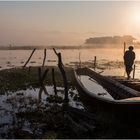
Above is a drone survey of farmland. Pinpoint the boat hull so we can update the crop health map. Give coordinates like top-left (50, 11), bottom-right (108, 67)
top-left (74, 67), bottom-right (140, 118)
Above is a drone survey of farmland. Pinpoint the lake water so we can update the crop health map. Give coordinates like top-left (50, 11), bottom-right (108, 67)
top-left (0, 48), bottom-right (140, 78)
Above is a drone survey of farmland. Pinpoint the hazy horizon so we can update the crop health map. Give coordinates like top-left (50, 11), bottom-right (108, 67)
top-left (1, 1), bottom-right (140, 46)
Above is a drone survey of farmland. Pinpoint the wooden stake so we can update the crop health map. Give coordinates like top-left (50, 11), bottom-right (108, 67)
top-left (38, 67), bottom-right (49, 102)
top-left (23, 48), bottom-right (36, 68)
top-left (79, 52), bottom-right (81, 68)
top-left (94, 56), bottom-right (96, 70)
top-left (123, 42), bottom-right (126, 54)
top-left (52, 68), bottom-right (57, 95)
top-left (42, 49), bottom-right (47, 67)
top-left (133, 64), bottom-right (136, 79)
top-left (53, 48), bottom-right (69, 102)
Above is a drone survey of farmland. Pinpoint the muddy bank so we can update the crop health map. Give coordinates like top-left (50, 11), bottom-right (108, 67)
top-left (0, 66), bottom-right (75, 93)
top-left (1, 65), bottom-right (140, 138)
top-left (0, 66), bottom-right (95, 139)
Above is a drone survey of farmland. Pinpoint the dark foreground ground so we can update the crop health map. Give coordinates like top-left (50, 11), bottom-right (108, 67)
top-left (1, 66), bottom-right (140, 138)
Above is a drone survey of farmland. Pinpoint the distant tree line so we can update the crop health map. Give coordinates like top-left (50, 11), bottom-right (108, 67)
top-left (85, 35), bottom-right (137, 44)
top-left (0, 45), bottom-right (83, 50)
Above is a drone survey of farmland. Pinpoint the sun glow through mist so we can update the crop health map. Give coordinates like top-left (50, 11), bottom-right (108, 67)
top-left (132, 8), bottom-right (140, 24)
top-left (129, 5), bottom-right (140, 28)
top-left (1, 2), bottom-right (140, 46)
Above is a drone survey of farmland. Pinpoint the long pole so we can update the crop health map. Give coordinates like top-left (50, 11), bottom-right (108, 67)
top-left (123, 42), bottom-right (126, 55)
top-left (123, 42), bottom-right (126, 77)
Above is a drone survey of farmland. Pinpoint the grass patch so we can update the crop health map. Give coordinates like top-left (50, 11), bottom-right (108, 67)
top-left (0, 66), bottom-right (75, 93)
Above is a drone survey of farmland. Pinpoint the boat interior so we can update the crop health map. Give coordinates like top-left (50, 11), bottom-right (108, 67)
top-left (75, 67), bottom-right (140, 103)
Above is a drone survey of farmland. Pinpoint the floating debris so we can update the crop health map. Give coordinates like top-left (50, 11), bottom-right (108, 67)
top-left (30, 61), bottom-right (36, 64)
top-left (48, 60), bottom-right (56, 62)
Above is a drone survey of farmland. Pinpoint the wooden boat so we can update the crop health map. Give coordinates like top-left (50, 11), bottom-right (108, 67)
top-left (74, 67), bottom-right (140, 116)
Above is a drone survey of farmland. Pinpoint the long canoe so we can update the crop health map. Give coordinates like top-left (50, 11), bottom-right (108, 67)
top-left (74, 67), bottom-right (140, 116)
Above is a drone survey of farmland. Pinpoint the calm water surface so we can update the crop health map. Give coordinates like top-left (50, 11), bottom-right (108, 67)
top-left (0, 48), bottom-right (140, 78)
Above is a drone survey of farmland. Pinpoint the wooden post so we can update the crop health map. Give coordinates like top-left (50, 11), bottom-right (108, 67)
top-left (79, 52), bottom-right (81, 68)
top-left (53, 48), bottom-right (69, 102)
top-left (123, 42), bottom-right (126, 77)
top-left (123, 42), bottom-right (126, 54)
top-left (133, 64), bottom-right (136, 79)
top-left (52, 68), bottom-right (57, 95)
top-left (42, 49), bottom-right (47, 67)
top-left (94, 56), bottom-right (96, 70)
top-left (23, 48), bottom-right (36, 68)
top-left (38, 67), bottom-right (49, 102)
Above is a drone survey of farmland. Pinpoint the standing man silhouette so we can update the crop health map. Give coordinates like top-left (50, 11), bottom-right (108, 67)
top-left (124, 46), bottom-right (135, 79)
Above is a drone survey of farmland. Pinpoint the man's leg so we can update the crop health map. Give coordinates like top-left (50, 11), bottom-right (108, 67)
top-left (126, 66), bottom-right (132, 79)
top-left (126, 71), bottom-right (131, 79)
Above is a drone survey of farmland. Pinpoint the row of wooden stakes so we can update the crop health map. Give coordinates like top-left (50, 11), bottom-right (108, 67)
top-left (23, 48), bottom-right (69, 103)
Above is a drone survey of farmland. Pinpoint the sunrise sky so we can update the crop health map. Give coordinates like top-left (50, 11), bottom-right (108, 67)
top-left (1, 1), bottom-right (140, 46)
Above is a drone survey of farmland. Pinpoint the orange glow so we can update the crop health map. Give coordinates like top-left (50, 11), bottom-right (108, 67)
top-left (132, 9), bottom-right (140, 24)
top-left (129, 6), bottom-right (140, 27)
